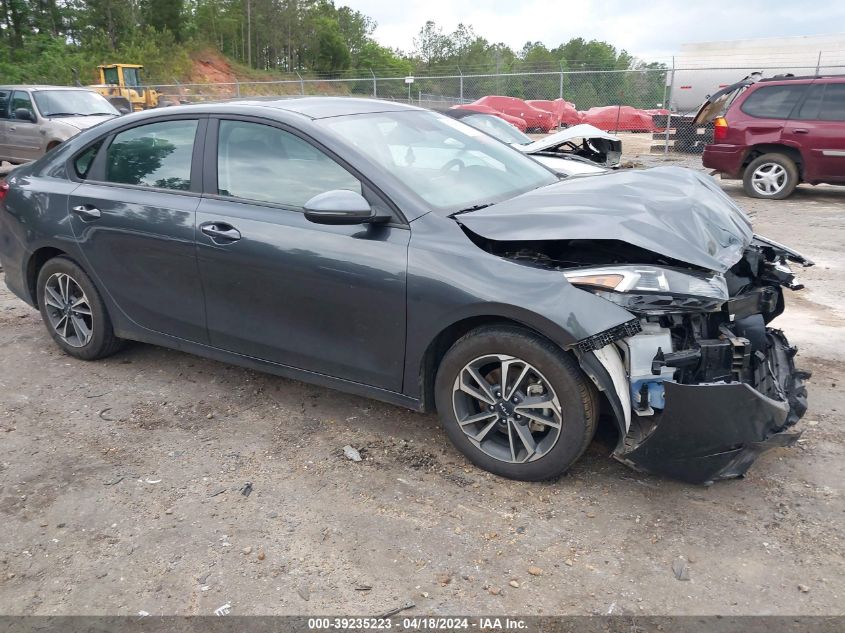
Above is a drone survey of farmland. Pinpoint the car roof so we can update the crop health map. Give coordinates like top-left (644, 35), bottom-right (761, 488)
top-left (0, 85), bottom-right (101, 92)
top-left (440, 108), bottom-right (481, 119)
top-left (205, 97), bottom-right (423, 120)
top-left (756, 74), bottom-right (845, 85)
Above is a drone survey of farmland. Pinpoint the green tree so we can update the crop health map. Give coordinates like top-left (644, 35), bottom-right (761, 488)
top-left (413, 20), bottom-right (450, 68)
top-left (142, 0), bottom-right (184, 41)
top-left (309, 15), bottom-right (349, 72)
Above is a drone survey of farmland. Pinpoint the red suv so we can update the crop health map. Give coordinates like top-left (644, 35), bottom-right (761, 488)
top-left (700, 75), bottom-right (845, 199)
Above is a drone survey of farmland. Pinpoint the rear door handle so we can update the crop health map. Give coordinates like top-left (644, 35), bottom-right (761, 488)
top-left (200, 222), bottom-right (241, 243)
top-left (71, 204), bottom-right (101, 220)
top-left (793, 128), bottom-right (809, 134)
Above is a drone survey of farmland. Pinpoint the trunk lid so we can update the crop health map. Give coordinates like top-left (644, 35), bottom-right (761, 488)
top-left (692, 76), bottom-right (758, 124)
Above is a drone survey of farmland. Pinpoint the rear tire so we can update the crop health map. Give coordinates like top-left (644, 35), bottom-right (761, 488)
top-left (36, 256), bottom-right (124, 360)
top-left (434, 326), bottom-right (598, 481)
top-left (743, 153), bottom-right (799, 199)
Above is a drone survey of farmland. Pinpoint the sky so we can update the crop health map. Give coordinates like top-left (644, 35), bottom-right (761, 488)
top-left (348, 0), bottom-right (845, 62)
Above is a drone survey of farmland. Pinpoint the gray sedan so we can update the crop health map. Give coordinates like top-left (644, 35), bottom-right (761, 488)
top-left (0, 98), bottom-right (810, 483)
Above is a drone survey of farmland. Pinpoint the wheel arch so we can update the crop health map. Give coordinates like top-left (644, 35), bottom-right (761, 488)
top-left (26, 246), bottom-right (71, 306)
top-left (417, 314), bottom-right (577, 414)
top-left (742, 144), bottom-right (804, 178)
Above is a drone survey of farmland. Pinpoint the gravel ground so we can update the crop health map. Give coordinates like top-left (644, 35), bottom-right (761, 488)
top-left (0, 153), bottom-right (843, 617)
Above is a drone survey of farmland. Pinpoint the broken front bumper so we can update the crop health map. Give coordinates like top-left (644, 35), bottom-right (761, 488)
top-left (612, 329), bottom-right (809, 484)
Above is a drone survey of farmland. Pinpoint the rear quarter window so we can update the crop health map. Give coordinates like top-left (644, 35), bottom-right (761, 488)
top-left (73, 141), bottom-right (103, 179)
top-left (740, 84), bottom-right (807, 119)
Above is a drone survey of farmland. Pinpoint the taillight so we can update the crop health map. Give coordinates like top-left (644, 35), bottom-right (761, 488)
top-left (0, 181), bottom-right (9, 203)
top-left (713, 116), bottom-right (728, 142)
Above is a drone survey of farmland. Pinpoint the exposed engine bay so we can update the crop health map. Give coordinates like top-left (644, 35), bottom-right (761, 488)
top-left (534, 137), bottom-right (622, 168)
top-left (468, 229), bottom-right (812, 483)
top-left (517, 123), bottom-right (623, 168)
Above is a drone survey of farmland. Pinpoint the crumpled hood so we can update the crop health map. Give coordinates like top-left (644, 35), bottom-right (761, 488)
top-left (456, 166), bottom-right (754, 272)
top-left (50, 115), bottom-right (117, 131)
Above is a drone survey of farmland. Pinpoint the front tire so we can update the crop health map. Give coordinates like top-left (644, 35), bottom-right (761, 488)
top-left (743, 153), bottom-right (799, 199)
top-left (434, 326), bottom-right (598, 481)
top-left (36, 256), bottom-right (124, 360)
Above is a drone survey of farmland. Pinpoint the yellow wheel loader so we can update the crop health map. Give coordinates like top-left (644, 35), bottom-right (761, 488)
top-left (85, 64), bottom-right (175, 112)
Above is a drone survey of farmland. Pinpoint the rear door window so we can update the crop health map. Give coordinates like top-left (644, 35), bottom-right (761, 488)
top-left (105, 119), bottom-right (198, 190)
top-left (818, 84), bottom-right (845, 121)
top-left (794, 84), bottom-right (825, 120)
top-left (740, 85), bottom-right (807, 119)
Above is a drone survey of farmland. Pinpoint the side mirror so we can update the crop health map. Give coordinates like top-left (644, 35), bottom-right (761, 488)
top-left (304, 190), bottom-right (381, 225)
top-left (117, 107), bottom-right (130, 115)
top-left (14, 108), bottom-right (35, 122)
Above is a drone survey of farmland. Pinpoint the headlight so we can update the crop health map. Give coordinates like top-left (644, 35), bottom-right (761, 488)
top-left (563, 265), bottom-right (728, 314)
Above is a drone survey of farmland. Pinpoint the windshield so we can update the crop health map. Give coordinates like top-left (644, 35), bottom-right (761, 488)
top-left (460, 113), bottom-right (533, 146)
top-left (33, 90), bottom-right (119, 117)
top-left (319, 111), bottom-right (557, 212)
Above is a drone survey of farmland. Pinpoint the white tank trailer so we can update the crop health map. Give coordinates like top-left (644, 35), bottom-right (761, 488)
top-left (651, 34), bottom-right (845, 154)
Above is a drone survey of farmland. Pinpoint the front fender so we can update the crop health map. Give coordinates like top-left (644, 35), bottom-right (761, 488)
top-left (403, 213), bottom-right (636, 399)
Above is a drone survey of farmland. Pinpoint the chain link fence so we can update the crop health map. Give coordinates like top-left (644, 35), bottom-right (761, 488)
top-left (143, 52), bottom-right (845, 159)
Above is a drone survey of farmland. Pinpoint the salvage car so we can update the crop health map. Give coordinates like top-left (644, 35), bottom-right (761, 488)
top-left (0, 85), bottom-right (120, 164)
top-left (471, 96), bottom-right (558, 132)
top-left (0, 98), bottom-right (810, 484)
top-left (446, 107), bottom-right (621, 171)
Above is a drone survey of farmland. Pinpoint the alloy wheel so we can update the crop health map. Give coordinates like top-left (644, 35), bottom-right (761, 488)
top-left (751, 162), bottom-right (788, 196)
top-left (43, 273), bottom-right (94, 348)
top-left (451, 354), bottom-right (563, 464)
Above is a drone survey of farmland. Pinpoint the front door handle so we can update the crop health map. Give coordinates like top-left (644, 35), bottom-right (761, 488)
top-left (201, 222), bottom-right (241, 243)
top-left (793, 128), bottom-right (809, 134)
top-left (71, 204), bottom-right (101, 220)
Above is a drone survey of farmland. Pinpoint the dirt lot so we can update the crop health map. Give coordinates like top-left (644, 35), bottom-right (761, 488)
top-left (0, 155), bottom-right (843, 617)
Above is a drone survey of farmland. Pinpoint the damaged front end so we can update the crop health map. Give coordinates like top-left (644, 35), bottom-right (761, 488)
top-left (455, 167), bottom-right (812, 483)
top-left (476, 231), bottom-right (811, 484)
top-left (572, 236), bottom-right (812, 483)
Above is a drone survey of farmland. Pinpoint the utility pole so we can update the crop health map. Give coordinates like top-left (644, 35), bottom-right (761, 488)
top-left (664, 56), bottom-right (675, 157)
top-left (495, 49), bottom-right (501, 94)
top-left (559, 60), bottom-right (564, 100)
top-left (246, 0), bottom-right (252, 69)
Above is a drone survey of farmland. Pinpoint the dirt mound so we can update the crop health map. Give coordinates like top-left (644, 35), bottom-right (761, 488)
top-left (188, 49), bottom-right (238, 85)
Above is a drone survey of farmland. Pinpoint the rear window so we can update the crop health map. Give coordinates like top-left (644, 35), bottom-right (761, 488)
top-left (740, 84), bottom-right (807, 119)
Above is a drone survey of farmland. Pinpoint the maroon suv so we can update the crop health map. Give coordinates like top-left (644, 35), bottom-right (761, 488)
top-left (700, 75), bottom-right (845, 199)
